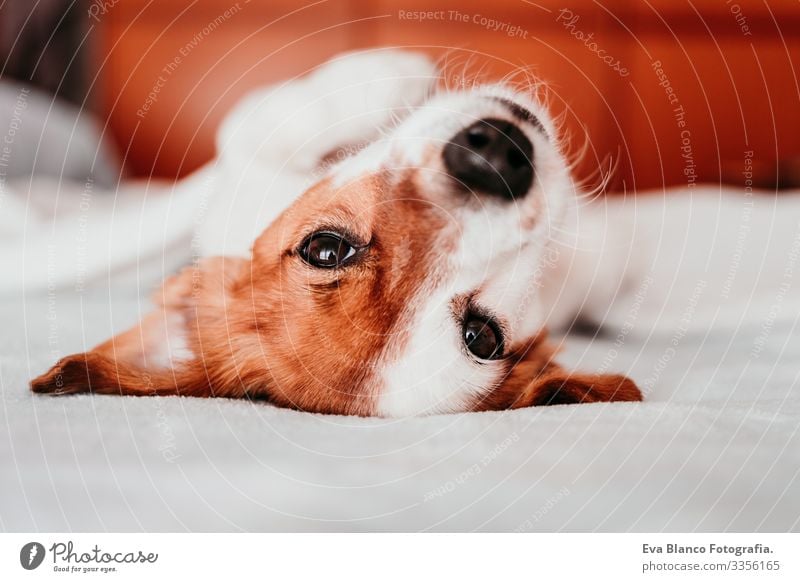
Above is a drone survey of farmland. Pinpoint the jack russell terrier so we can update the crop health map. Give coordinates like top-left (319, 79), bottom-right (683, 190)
top-left (30, 50), bottom-right (800, 415)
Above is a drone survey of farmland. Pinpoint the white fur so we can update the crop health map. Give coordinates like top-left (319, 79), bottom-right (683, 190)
top-left (378, 282), bottom-right (502, 416)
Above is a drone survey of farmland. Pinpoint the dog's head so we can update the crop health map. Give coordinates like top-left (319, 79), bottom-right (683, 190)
top-left (32, 84), bottom-right (640, 415)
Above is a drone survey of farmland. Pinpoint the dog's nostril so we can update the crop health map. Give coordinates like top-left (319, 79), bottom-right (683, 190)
top-left (507, 147), bottom-right (527, 169)
top-left (443, 117), bottom-right (534, 200)
top-left (467, 126), bottom-right (490, 148)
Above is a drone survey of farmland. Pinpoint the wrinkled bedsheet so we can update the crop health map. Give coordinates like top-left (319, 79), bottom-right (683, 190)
top-left (2, 291), bottom-right (797, 532)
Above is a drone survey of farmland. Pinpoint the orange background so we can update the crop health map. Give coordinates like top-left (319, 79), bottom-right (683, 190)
top-left (91, 0), bottom-right (800, 191)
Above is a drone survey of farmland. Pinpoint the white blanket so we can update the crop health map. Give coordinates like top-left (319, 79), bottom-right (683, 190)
top-left (3, 293), bottom-right (797, 531)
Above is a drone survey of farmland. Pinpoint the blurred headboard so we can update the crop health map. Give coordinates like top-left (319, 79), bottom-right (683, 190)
top-left (91, 0), bottom-right (800, 191)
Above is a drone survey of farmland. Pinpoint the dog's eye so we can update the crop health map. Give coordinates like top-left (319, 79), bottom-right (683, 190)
top-left (463, 315), bottom-right (504, 360)
top-left (300, 232), bottom-right (356, 268)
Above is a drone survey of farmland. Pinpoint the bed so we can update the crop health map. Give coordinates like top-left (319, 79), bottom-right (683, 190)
top-left (3, 289), bottom-right (797, 532)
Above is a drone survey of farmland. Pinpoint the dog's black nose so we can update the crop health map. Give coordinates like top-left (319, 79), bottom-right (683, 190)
top-left (443, 118), bottom-right (534, 200)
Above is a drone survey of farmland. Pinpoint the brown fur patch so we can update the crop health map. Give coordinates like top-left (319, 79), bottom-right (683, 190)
top-left (31, 173), bottom-right (452, 416)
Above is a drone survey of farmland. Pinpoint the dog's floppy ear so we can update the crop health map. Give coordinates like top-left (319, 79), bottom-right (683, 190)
top-left (477, 334), bottom-right (642, 410)
top-left (30, 257), bottom-right (248, 398)
top-left (524, 370), bottom-right (641, 406)
top-left (29, 350), bottom-right (189, 397)
top-left (494, 367), bottom-right (642, 410)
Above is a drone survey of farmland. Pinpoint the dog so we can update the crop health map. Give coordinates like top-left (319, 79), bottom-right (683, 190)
top-left (30, 50), bottom-right (800, 415)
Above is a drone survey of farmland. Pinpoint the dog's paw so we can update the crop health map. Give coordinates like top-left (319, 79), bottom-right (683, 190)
top-left (311, 49), bottom-right (438, 114)
top-left (218, 50), bottom-right (438, 171)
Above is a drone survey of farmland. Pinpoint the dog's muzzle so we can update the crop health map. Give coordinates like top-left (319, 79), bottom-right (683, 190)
top-left (443, 118), bottom-right (534, 200)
